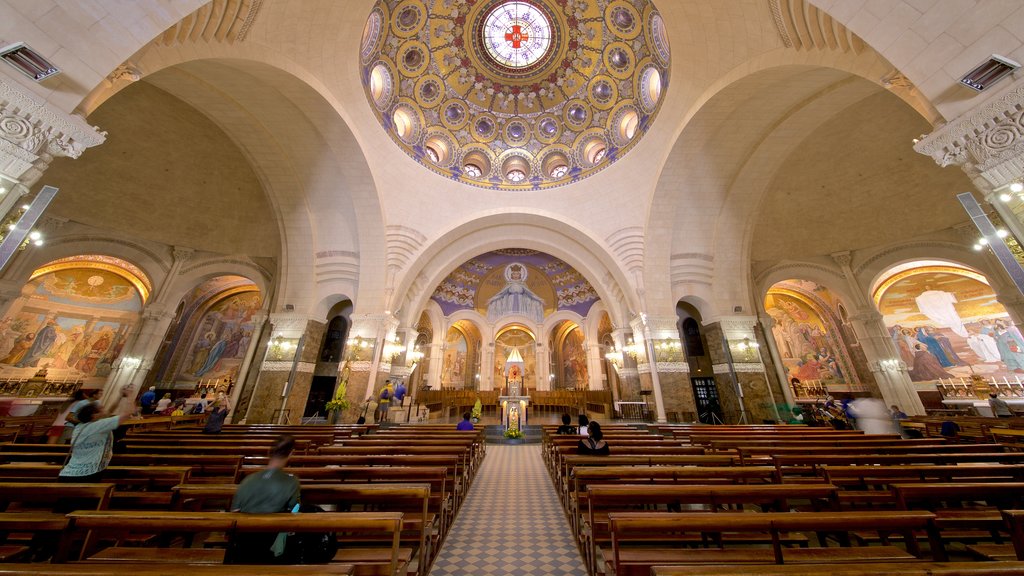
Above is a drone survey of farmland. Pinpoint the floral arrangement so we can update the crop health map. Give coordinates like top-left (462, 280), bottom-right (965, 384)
top-left (503, 427), bottom-right (524, 439)
top-left (325, 378), bottom-right (350, 413)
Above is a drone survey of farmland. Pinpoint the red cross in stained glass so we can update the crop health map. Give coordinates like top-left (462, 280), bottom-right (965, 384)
top-left (505, 24), bottom-right (529, 49)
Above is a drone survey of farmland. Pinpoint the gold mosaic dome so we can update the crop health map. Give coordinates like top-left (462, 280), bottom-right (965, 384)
top-left (361, 0), bottom-right (670, 191)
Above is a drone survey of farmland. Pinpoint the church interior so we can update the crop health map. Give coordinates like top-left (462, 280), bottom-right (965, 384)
top-left (3, 0), bottom-right (1024, 574)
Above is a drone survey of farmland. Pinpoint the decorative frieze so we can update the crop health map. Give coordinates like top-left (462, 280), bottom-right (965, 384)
top-left (656, 362), bottom-right (690, 373)
top-left (260, 360), bottom-right (315, 373)
top-left (712, 362), bottom-right (765, 374)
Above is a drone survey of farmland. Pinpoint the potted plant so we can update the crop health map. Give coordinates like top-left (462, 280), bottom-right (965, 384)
top-left (325, 378), bottom-right (350, 424)
top-left (470, 398), bottom-right (482, 423)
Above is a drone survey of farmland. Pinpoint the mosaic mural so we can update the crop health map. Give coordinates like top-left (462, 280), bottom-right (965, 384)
top-left (765, 280), bottom-right (856, 386)
top-left (0, 261), bottom-right (145, 384)
top-left (432, 249), bottom-right (599, 320)
top-left (360, 0), bottom-right (670, 190)
top-left (557, 323), bottom-right (588, 389)
top-left (494, 326), bottom-right (537, 389)
top-left (151, 275), bottom-right (262, 387)
top-left (876, 265), bottom-right (1020, 383)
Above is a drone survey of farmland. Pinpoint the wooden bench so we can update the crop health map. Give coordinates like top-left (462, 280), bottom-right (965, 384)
top-left (893, 482), bottom-right (1024, 553)
top-left (605, 511), bottom-right (941, 576)
top-left (822, 465), bottom-right (1024, 506)
top-left (585, 485), bottom-right (838, 575)
top-left (60, 510), bottom-right (406, 575)
top-left (649, 561), bottom-right (1024, 575)
top-left (0, 564), bottom-right (356, 575)
top-left (0, 513), bottom-right (70, 563)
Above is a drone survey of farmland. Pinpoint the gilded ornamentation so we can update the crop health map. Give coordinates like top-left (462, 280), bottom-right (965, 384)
top-left (361, 0), bottom-right (669, 190)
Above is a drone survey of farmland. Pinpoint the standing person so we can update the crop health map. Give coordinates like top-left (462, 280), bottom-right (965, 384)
top-left (577, 421), bottom-right (609, 455)
top-left (203, 399), bottom-right (230, 433)
top-left (376, 381), bottom-right (393, 422)
top-left (139, 386), bottom-right (157, 415)
top-left (59, 386), bottom-right (136, 483)
top-left (230, 435), bottom-right (300, 563)
top-left (848, 397), bottom-right (896, 434)
top-left (392, 380), bottom-right (407, 407)
top-left (456, 411), bottom-right (474, 430)
top-left (577, 414), bottom-right (590, 437)
top-left (990, 392), bottom-right (1013, 418)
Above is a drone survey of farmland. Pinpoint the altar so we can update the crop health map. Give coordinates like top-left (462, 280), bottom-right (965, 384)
top-left (499, 348), bottom-right (530, 432)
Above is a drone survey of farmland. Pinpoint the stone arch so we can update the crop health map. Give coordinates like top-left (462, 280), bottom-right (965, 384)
top-left (5, 234), bottom-right (169, 297)
top-left (856, 243), bottom-right (1012, 300)
top-left (87, 43), bottom-right (386, 316)
top-left (395, 211), bottom-right (636, 331)
top-left (166, 257), bottom-right (271, 311)
top-left (755, 261), bottom-right (855, 306)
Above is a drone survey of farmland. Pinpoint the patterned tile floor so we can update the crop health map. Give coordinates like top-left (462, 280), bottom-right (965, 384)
top-left (430, 444), bottom-right (587, 576)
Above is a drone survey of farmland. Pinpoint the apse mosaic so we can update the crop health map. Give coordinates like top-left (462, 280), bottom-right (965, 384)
top-left (0, 257), bottom-right (146, 384)
top-left (361, 0), bottom-right (670, 190)
top-left (494, 326), bottom-right (538, 388)
top-left (875, 265), bottom-right (1021, 384)
top-left (431, 249), bottom-right (599, 320)
top-left (764, 280), bottom-right (856, 387)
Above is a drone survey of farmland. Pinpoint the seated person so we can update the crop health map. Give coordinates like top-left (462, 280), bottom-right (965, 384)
top-left (577, 421), bottom-right (609, 455)
top-left (456, 411), bottom-right (474, 430)
top-left (556, 413), bottom-right (576, 434)
top-left (230, 435), bottom-right (300, 563)
top-left (577, 414), bottom-right (590, 437)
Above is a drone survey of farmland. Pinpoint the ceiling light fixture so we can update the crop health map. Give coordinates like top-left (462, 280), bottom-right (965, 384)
top-left (0, 42), bottom-right (60, 82)
top-left (1011, 182), bottom-right (1024, 194)
top-left (1001, 193), bottom-right (1013, 202)
top-left (997, 229), bottom-right (1010, 239)
top-left (960, 54), bottom-right (1020, 92)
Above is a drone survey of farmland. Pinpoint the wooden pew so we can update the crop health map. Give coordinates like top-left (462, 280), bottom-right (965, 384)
top-left (604, 511), bottom-right (941, 576)
top-left (0, 483), bottom-right (113, 562)
top-left (649, 562), bottom-right (1024, 575)
top-left (0, 514), bottom-right (69, 563)
top-left (584, 484), bottom-right (838, 576)
top-left (59, 510), bottom-right (406, 576)
top-left (169, 483), bottom-right (432, 576)
top-left (893, 482), bottom-right (1024, 551)
top-left (822, 465), bottom-right (1024, 506)
top-left (0, 465), bottom-right (190, 508)
top-left (0, 565), bottom-right (356, 575)
top-left (773, 452), bottom-right (1024, 482)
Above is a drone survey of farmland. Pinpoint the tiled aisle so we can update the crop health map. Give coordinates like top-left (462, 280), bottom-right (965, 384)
top-left (430, 444), bottom-right (587, 576)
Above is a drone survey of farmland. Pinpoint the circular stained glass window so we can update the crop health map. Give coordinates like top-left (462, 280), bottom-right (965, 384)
top-left (482, 2), bottom-right (552, 69)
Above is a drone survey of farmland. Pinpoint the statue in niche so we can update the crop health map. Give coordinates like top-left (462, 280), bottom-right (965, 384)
top-left (486, 263), bottom-right (545, 324)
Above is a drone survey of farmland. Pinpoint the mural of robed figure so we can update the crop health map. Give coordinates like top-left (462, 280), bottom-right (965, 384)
top-left (486, 263), bottom-right (546, 324)
top-left (17, 319), bottom-right (58, 368)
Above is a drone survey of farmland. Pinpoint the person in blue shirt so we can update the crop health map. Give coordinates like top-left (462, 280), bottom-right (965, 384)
top-left (393, 381), bottom-right (407, 406)
top-left (456, 411), bottom-right (474, 430)
top-left (139, 386), bottom-right (157, 415)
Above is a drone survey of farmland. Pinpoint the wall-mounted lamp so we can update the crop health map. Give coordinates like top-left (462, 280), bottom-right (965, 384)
top-left (604, 347), bottom-right (624, 369)
top-left (736, 337), bottom-right (760, 351)
top-left (346, 336), bottom-right (370, 349)
top-left (382, 336), bottom-right (404, 361)
top-left (879, 358), bottom-right (901, 371)
top-left (622, 339), bottom-right (642, 359)
top-left (270, 335), bottom-right (296, 354)
top-left (407, 348), bottom-right (424, 363)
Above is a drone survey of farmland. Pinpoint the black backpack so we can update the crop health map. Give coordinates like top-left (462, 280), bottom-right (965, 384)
top-left (284, 504), bottom-right (339, 564)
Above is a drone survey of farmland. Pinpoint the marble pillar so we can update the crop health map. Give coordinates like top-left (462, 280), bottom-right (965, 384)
top-left (704, 318), bottom-right (781, 424)
top-left (243, 314), bottom-right (321, 424)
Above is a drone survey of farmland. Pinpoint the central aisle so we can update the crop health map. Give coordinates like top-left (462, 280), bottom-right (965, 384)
top-left (430, 444), bottom-right (587, 576)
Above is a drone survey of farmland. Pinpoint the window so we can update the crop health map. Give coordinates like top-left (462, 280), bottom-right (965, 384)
top-left (482, 2), bottom-right (552, 69)
top-left (464, 164), bottom-right (482, 177)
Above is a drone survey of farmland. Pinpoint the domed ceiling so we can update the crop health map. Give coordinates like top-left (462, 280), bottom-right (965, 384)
top-left (361, 0), bottom-right (670, 191)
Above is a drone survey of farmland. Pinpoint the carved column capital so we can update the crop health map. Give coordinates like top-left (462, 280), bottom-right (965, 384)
top-left (172, 246), bottom-right (195, 263)
top-left (913, 82), bottom-right (1024, 190)
top-left (0, 78), bottom-right (106, 184)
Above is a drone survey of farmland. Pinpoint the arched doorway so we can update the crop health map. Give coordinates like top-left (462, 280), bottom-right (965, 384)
top-left (441, 320), bottom-right (482, 390)
top-left (676, 301), bottom-right (720, 424)
top-left (494, 324), bottom-right (536, 393)
top-left (548, 320), bottom-right (587, 390)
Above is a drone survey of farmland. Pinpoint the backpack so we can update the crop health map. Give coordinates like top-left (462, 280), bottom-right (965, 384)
top-left (283, 504), bottom-right (339, 564)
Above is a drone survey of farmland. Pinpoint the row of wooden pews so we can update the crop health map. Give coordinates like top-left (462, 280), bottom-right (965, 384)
top-left (0, 422), bottom-right (483, 576)
top-left (546, 422), bottom-right (1024, 576)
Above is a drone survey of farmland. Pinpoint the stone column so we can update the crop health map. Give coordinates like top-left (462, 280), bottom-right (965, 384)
top-left (829, 251), bottom-right (924, 414)
top-left (0, 78), bottom-right (106, 223)
top-left (336, 313), bottom-right (391, 422)
top-left (586, 342), bottom-right (603, 390)
top-left (243, 314), bottom-right (322, 424)
top-left (757, 314), bottom-right (796, 407)
top-left (227, 309), bottom-right (269, 422)
top-left (630, 313), bottom-right (668, 423)
top-left (480, 343), bottom-right (494, 391)
top-left (636, 314), bottom-right (697, 422)
top-left (704, 317), bottom-right (781, 424)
